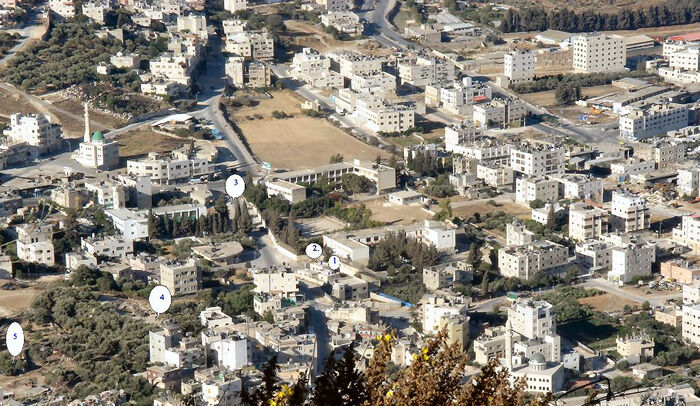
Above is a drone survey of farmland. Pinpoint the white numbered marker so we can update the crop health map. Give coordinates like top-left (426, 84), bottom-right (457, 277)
top-left (226, 174), bottom-right (245, 198)
top-left (305, 243), bottom-right (322, 259)
top-left (328, 255), bottom-right (341, 270)
top-left (6, 322), bottom-right (24, 357)
top-left (149, 285), bottom-right (172, 315)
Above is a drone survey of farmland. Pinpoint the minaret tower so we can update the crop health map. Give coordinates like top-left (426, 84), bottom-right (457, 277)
top-left (83, 103), bottom-right (91, 143)
top-left (505, 319), bottom-right (513, 371)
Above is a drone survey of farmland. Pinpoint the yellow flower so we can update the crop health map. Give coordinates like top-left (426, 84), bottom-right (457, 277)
top-left (421, 347), bottom-right (428, 354)
top-left (386, 389), bottom-right (394, 398)
top-left (412, 354), bottom-right (418, 360)
top-left (423, 355), bottom-right (429, 361)
top-left (376, 335), bottom-right (382, 341)
top-left (384, 334), bottom-right (392, 342)
top-left (281, 385), bottom-right (292, 397)
top-left (269, 401), bottom-right (277, 406)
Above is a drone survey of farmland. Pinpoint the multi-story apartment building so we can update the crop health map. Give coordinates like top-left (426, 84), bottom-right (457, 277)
top-left (515, 176), bottom-right (558, 204)
top-left (354, 96), bottom-right (415, 133)
top-left (315, 0), bottom-right (351, 11)
top-left (473, 98), bottom-right (527, 129)
top-left (506, 222), bottom-right (536, 247)
top-left (176, 14), bottom-right (208, 39)
top-left (49, 0), bottom-right (75, 19)
top-left (508, 299), bottom-right (557, 340)
top-left (81, 236), bottom-right (133, 260)
top-left (397, 56), bottom-right (455, 87)
top-left (572, 33), bottom-right (626, 73)
top-left (575, 240), bottom-right (613, 272)
top-left (292, 48), bottom-right (331, 78)
top-left (110, 51), bottom-right (140, 69)
top-left (498, 240), bottom-right (569, 279)
top-left (350, 72), bottom-right (396, 95)
top-left (149, 53), bottom-right (194, 85)
top-left (510, 145), bottom-right (565, 177)
top-left (504, 50), bottom-right (535, 84)
top-left (126, 147), bottom-right (213, 185)
top-left (327, 50), bottom-right (383, 78)
top-left (84, 179), bottom-right (126, 209)
top-left (608, 240), bottom-right (656, 284)
top-left (437, 77), bottom-right (492, 115)
top-left (682, 303), bottom-right (700, 345)
top-left (677, 169), bottom-right (700, 197)
top-left (160, 258), bottom-right (201, 296)
top-left (552, 174), bottom-right (603, 202)
top-left (669, 45), bottom-right (700, 71)
top-left (82, 1), bottom-right (108, 24)
top-left (633, 141), bottom-right (686, 169)
top-left (320, 11), bottom-right (363, 35)
top-left (476, 163), bottom-right (514, 188)
top-left (610, 191), bottom-right (649, 233)
top-left (619, 103), bottom-right (689, 139)
top-left (422, 261), bottom-right (473, 291)
top-left (444, 121), bottom-right (481, 149)
top-left (568, 203), bottom-right (609, 241)
top-left (223, 0), bottom-right (246, 13)
top-left (225, 56), bottom-right (271, 88)
top-left (225, 32), bottom-right (274, 60)
top-left (252, 267), bottom-right (298, 297)
top-left (616, 334), bottom-right (654, 358)
top-left (16, 223), bottom-right (54, 266)
top-left (673, 215), bottom-right (700, 252)
top-left (3, 113), bottom-right (63, 155)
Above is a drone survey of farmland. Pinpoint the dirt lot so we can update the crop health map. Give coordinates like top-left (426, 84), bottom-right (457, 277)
top-left (114, 130), bottom-right (184, 160)
top-left (451, 200), bottom-right (531, 220)
top-left (578, 292), bottom-right (637, 313)
top-left (232, 91), bottom-right (389, 170)
top-left (297, 216), bottom-right (346, 237)
top-left (360, 197), bottom-right (432, 225)
top-left (601, 22), bottom-right (700, 38)
top-left (282, 20), bottom-right (390, 57)
top-left (521, 84), bottom-right (618, 108)
top-left (0, 88), bottom-right (41, 118)
top-left (0, 277), bottom-right (60, 317)
top-left (51, 99), bottom-right (125, 138)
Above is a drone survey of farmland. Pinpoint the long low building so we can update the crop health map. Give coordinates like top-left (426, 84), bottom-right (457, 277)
top-left (323, 220), bottom-right (456, 265)
top-left (270, 159), bottom-right (396, 198)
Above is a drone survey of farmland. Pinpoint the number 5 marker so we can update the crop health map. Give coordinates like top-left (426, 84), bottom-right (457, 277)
top-left (6, 322), bottom-right (23, 357)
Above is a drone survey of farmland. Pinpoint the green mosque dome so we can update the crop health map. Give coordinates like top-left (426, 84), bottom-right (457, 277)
top-left (92, 131), bottom-right (104, 141)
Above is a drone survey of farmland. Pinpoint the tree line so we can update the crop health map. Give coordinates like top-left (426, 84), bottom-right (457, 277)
top-left (501, 1), bottom-right (700, 33)
top-left (238, 332), bottom-right (550, 406)
top-left (147, 197), bottom-right (252, 240)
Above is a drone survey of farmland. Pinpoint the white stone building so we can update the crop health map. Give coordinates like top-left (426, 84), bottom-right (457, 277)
top-left (515, 176), bottom-right (558, 204)
top-left (16, 223), bottom-right (54, 266)
top-left (619, 103), bottom-right (689, 140)
top-left (223, 0), bottom-right (246, 13)
top-left (161, 258), bottom-right (201, 296)
top-left (572, 33), bottom-right (626, 73)
top-left (3, 113), bottom-right (63, 155)
top-left (610, 191), bottom-right (649, 233)
top-left (397, 56), bottom-right (455, 87)
top-left (473, 98), bottom-right (527, 129)
top-left (510, 145), bottom-right (565, 177)
top-left (504, 49), bottom-right (535, 85)
top-left (73, 105), bottom-right (119, 170)
top-left (225, 32), bottom-right (274, 60)
top-left (608, 240), bottom-right (656, 284)
top-left (498, 240), bottom-right (569, 279)
top-left (126, 147), bottom-right (213, 185)
top-left (673, 215), bottom-right (700, 252)
top-left (568, 203), bottom-right (609, 241)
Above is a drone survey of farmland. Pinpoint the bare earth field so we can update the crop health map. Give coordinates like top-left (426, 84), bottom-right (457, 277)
top-left (360, 198), bottom-right (432, 225)
top-left (114, 130), bottom-right (184, 159)
top-left (0, 285), bottom-right (39, 317)
top-left (521, 84), bottom-right (618, 108)
top-left (0, 88), bottom-right (41, 117)
top-left (233, 91), bottom-right (389, 170)
top-left (51, 99), bottom-right (125, 137)
top-left (578, 292), bottom-right (637, 313)
top-left (451, 200), bottom-right (531, 220)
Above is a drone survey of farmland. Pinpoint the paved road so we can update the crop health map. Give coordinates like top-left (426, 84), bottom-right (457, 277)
top-left (357, 0), bottom-right (411, 50)
top-left (194, 36), bottom-right (260, 177)
top-left (0, 9), bottom-right (46, 67)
